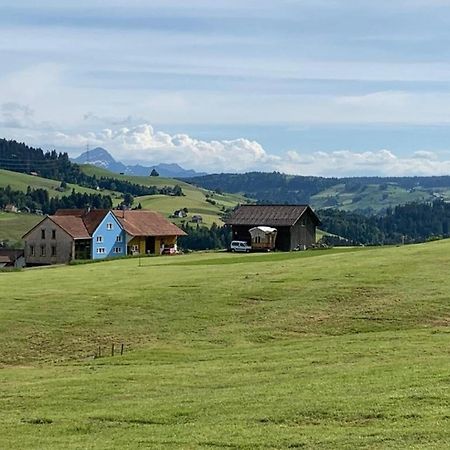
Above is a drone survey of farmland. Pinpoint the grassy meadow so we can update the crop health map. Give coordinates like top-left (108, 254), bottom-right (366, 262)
top-left (81, 165), bottom-right (249, 226)
top-left (0, 212), bottom-right (42, 245)
top-left (1, 242), bottom-right (450, 448)
top-left (0, 168), bottom-right (102, 196)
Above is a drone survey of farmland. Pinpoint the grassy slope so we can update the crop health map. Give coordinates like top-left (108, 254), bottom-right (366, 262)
top-left (0, 168), bottom-right (100, 196)
top-left (81, 165), bottom-right (248, 226)
top-left (1, 242), bottom-right (450, 448)
top-left (311, 183), bottom-right (439, 212)
top-left (0, 212), bottom-right (42, 244)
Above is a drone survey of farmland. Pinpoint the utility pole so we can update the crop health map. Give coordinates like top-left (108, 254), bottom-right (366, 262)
top-left (86, 142), bottom-right (90, 164)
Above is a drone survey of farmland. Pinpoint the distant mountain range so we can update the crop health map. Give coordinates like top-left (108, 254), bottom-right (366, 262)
top-left (72, 147), bottom-right (207, 178)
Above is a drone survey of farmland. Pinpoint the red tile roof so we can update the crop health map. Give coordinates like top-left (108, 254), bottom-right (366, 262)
top-left (54, 209), bottom-right (86, 217)
top-left (50, 216), bottom-right (91, 239)
top-left (83, 210), bottom-right (110, 235)
top-left (225, 204), bottom-right (320, 227)
top-left (112, 210), bottom-right (186, 237)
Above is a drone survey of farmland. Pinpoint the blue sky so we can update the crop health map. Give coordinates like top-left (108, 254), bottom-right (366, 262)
top-left (2, 0), bottom-right (450, 175)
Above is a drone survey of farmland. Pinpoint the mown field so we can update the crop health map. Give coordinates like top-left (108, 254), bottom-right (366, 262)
top-left (0, 212), bottom-right (42, 245)
top-left (1, 242), bottom-right (450, 448)
top-left (0, 168), bottom-right (101, 196)
top-left (81, 165), bottom-right (248, 226)
top-left (311, 182), bottom-right (444, 212)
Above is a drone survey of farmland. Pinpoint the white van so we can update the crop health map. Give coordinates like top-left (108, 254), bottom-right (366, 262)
top-left (230, 240), bottom-right (252, 253)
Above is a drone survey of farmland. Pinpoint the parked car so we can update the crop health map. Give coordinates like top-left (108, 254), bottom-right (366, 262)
top-left (229, 240), bottom-right (251, 253)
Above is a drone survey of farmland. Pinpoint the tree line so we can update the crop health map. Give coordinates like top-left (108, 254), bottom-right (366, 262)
top-left (319, 200), bottom-right (450, 245)
top-left (0, 139), bottom-right (183, 198)
top-left (187, 171), bottom-right (450, 206)
top-left (0, 185), bottom-right (112, 215)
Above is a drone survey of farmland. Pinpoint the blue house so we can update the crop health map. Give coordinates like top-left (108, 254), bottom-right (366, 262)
top-left (91, 211), bottom-right (126, 259)
top-left (23, 208), bottom-right (186, 266)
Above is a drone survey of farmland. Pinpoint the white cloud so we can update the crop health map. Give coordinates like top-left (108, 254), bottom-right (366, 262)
top-left (15, 123), bottom-right (450, 177)
top-left (281, 149), bottom-right (450, 176)
top-left (36, 124), bottom-right (279, 173)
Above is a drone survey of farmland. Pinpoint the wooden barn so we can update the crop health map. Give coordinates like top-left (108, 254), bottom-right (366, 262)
top-left (226, 205), bottom-right (320, 251)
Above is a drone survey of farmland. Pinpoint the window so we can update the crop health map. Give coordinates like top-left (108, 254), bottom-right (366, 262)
top-left (96, 236), bottom-right (103, 243)
top-left (51, 229), bottom-right (56, 239)
top-left (41, 229), bottom-right (46, 239)
top-left (106, 223), bottom-right (113, 230)
top-left (51, 246), bottom-right (57, 257)
top-left (40, 245), bottom-right (46, 257)
top-left (113, 247), bottom-right (122, 254)
top-left (116, 235), bottom-right (122, 242)
top-left (131, 245), bottom-right (139, 252)
top-left (30, 245), bottom-right (35, 257)
top-left (96, 247), bottom-right (106, 254)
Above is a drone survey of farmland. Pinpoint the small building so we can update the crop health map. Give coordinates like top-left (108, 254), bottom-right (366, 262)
top-left (22, 212), bottom-right (92, 265)
top-left (171, 209), bottom-right (187, 218)
top-left (226, 204), bottom-right (320, 251)
top-left (249, 226), bottom-right (277, 251)
top-left (113, 210), bottom-right (186, 255)
top-left (4, 204), bottom-right (18, 213)
top-left (191, 215), bottom-right (203, 224)
top-left (0, 249), bottom-right (25, 268)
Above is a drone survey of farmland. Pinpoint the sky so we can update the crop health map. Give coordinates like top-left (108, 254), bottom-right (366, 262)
top-left (2, 0), bottom-right (450, 176)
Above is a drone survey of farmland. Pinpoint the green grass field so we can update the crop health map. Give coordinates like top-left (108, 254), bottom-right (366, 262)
top-left (1, 242), bottom-right (450, 448)
top-left (81, 165), bottom-right (249, 226)
top-left (0, 168), bottom-right (101, 196)
top-left (310, 182), bottom-right (445, 213)
top-left (0, 212), bottom-right (42, 245)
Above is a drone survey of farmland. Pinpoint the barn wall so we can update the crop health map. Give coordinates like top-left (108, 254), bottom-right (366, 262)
top-left (231, 225), bottom-right (252, 243)
top-left (274, 226), bottom-right (291, 251)
top-left (24, 218), bottom-right (74, 265)
top-left (290, 213), bottom-right (316, 249)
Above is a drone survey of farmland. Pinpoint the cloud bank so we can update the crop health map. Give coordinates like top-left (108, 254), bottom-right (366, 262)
top-left (21, 123), bottom-right (450, 177)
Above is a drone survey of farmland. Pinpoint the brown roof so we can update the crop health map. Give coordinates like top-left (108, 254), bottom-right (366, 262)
top-left (112, 210), bottom-right (186, 237)
top-left (225, 204), bottom-right (320, 227)
top-left (83, 210), bottom-right (110, 234)
top-left (54, 209), bottom-right (86, 217)
top-left (50, 216), bottom-right (91, 239)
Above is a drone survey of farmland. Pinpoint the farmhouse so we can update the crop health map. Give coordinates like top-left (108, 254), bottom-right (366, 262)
top-left (226, 204), bottom-right (320, 251)
top-left (113, 210), bottom-right (186, 255)
top-left (23, 208), bottom-right (186, 266)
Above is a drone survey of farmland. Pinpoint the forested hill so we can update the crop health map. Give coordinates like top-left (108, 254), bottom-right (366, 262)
top-left (0, 138), bottom-right (83, 183)
top-left (187, 172), bottom-right (450, 213)
top-left (0, 138), bottom-right (184, 198)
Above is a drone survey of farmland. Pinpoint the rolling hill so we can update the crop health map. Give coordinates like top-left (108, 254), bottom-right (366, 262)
top-left (188, 172), bottom-right (450, 214)
top-left (81, 164), bottom-right (249, 226)
top-left (1, 241), bottom-right (450, 448)
top-left (0, 168), bottom-right (101, 196)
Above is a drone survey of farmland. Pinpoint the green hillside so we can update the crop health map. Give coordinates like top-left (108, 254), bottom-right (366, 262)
top-left (0, 168), bottom-right (100, 196)
top-left (311, 182), bottom-right (437, 212)
top-left (1, 242), bottom-right (450, 448)
top-left (81, 165), bottom-right (249, 226)
top-left (0, 212), bottom-right (42, 245)
top-left (188, 172), bottom-right (450, 213)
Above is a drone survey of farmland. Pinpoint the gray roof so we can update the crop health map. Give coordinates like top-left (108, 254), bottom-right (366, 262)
top-left (225, 204), bottom-right (320, 227)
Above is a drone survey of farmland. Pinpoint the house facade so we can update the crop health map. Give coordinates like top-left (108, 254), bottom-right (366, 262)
top-left (112, 210), bottom-right (186, 255)
top-left (91, 211), bottom-right (126, 260)
top-left (226, 204), bottom-right (320, 251)
top-left (23, 208), bottom-right (186, 266)
top-left (22, 215), bottom-right (91, 265)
